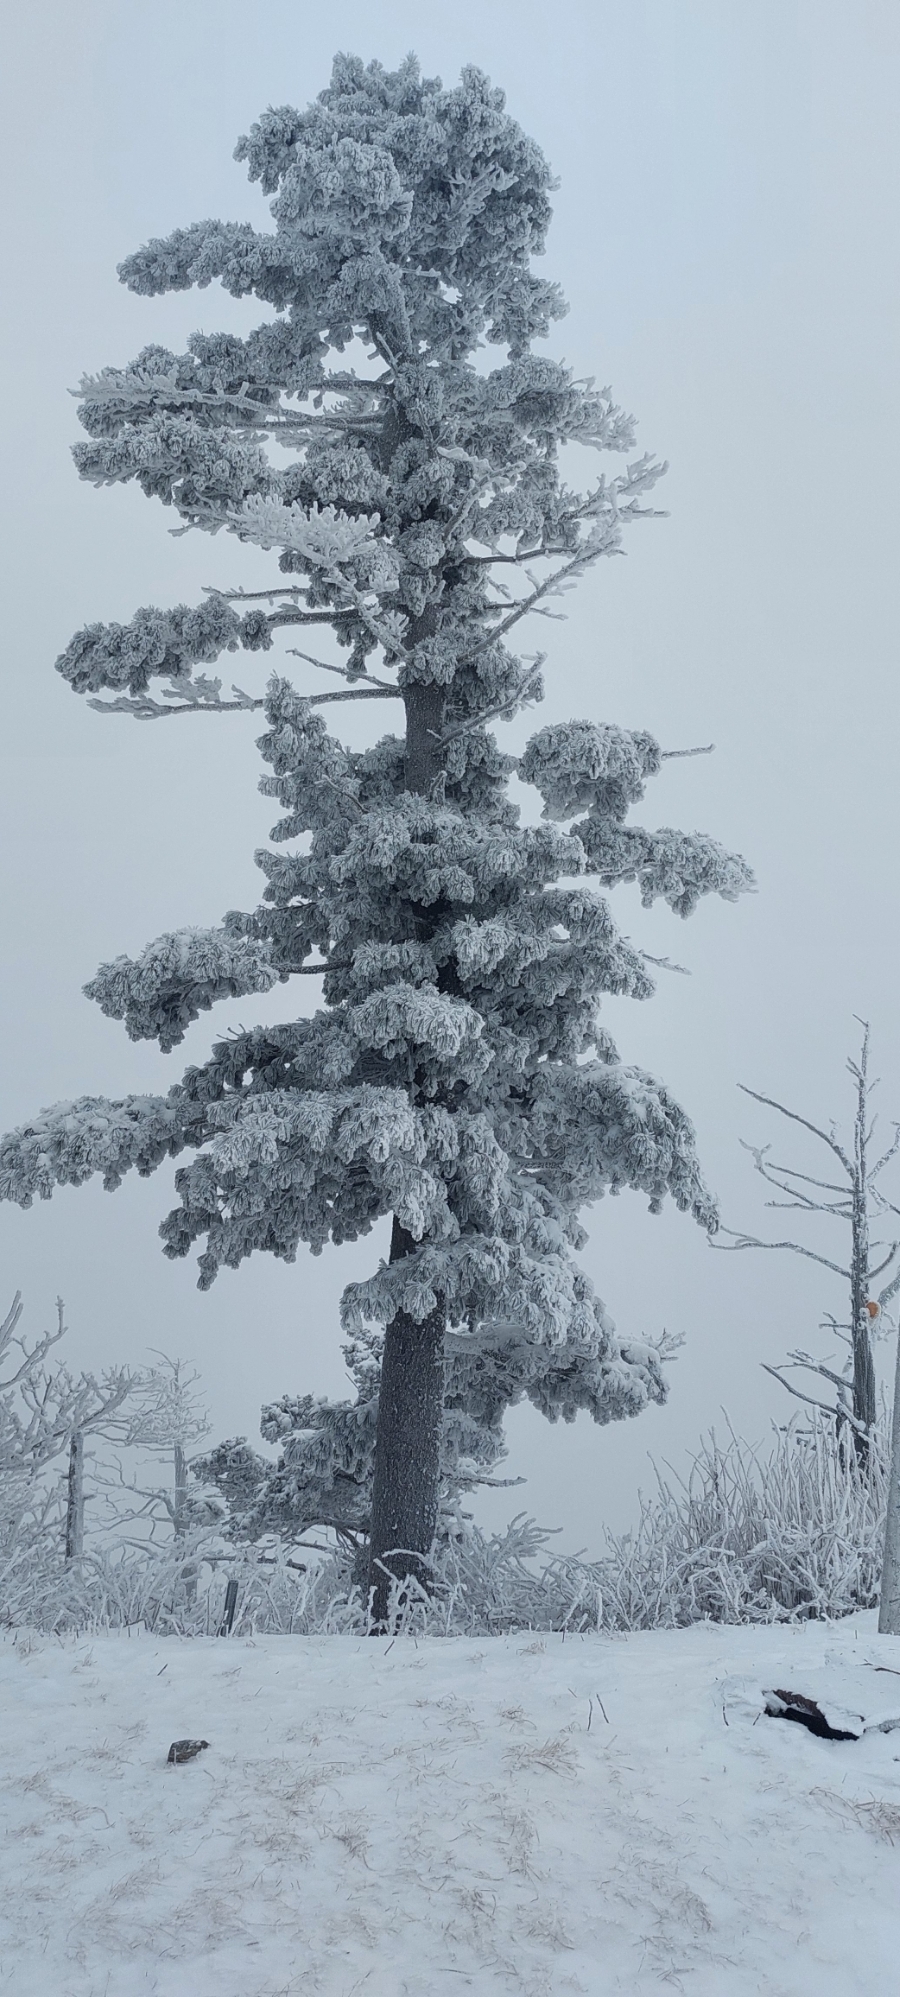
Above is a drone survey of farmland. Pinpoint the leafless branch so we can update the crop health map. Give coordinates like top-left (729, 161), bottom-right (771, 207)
top-left (438, 661), bottom-right (545, 745)
top-left (0, 1295), bottom-right (66, 1390)
top-left (88, 684), bottom-right (402, 722)
top-left (867, 1244), bottom-right (900, 1281)
top-left (203, 582), bottom-right (312, 603)
top-left (782, 1352), bottom-right (854, 1393)
top-left (711, 1229), bottom-right (850, 1277)
top-left (749, 1161), bottom-right (849, 1196)
top-left (285, 648), bottom-right (398, 693)
top-left (760, 1364), bottom-right (866, 1432)
top-left (738, 1084), bottom-right (853, 1171)
top-left (291, 960), bottom-right (350, 975)
top-left (637, 951), bottom-right (691, 976)
top-left (870, 1125), bottom-right (900, 1181)
top-left (463, 545), bottom-right (598, 657)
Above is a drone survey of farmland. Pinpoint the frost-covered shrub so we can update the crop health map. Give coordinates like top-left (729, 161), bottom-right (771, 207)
top-left (0, 1293), bottom-right (134, 1577)
top-left (597, 1414), bottom-right (887, 1628)
top-left (1, 1413), bottom-right (887, 1634)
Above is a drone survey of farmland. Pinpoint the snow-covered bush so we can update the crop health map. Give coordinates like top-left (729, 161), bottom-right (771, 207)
top-left (1, 1412), bottom-right (887, 1635)
top-left (597, 1414), bottom-right (887, 1627)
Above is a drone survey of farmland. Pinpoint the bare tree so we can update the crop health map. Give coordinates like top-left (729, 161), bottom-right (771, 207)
top-left (109, 1353), bottom-right (213, 1542)
top-left (0, 1292), bottom-right (134, 1563)
top-left (714, 1025), bottom-right (900, 1456)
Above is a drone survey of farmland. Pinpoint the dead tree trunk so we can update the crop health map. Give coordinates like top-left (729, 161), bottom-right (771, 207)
top-left (850, 1053), bottom-right (877, 1451)
top-left (173, 1442), bottom-right (188, 1539)
top-left (878, 1326), bottom-right (900, 1632)
top-left (172, 1439), bottom-right (199, 1604)
top-left (717, 1025), bottom-right (900, 1463)
top-left (65, 1430), bottom-right (84, 1560)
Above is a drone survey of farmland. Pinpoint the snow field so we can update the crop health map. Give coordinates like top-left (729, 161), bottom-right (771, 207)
top-left (2, 1616), bottom-right (900, 1995)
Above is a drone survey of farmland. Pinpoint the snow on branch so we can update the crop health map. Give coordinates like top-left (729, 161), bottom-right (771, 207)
top-left (84, 927), bottom-right (284, 1051)
top-left (0, 1094), bottom-right (193, 1205)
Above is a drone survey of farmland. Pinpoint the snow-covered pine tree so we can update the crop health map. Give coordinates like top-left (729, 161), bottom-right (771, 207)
top-left (0, 55), bottom-right (752, 1622)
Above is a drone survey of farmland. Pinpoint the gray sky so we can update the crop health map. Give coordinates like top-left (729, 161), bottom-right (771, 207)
top-left (2, 0), bottom-right (898, 1551)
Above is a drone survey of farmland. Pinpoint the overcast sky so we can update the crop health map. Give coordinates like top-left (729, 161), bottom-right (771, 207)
top-left (1, 0), bottom-right (898, 1551)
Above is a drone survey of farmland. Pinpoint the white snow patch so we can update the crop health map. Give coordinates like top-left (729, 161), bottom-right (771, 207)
top-left (2, 1615), bottom-right (900, 1994)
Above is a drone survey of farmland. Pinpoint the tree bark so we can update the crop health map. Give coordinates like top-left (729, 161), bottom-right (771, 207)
top-left (878, 1326), bottom-right (900, 1631)
top-left (365, 636), bottom-right (448, 1627)
top-left (173, 1442), bottom-right (188, 1538)
top-left (367, 1223), bottom-right (446, 1628)
top-left (65, 1430), bottom-right (84, 1560)
top-left (403, 680), bottom-right (445, 796)
top-left (851, 1050), bottom-right (877, 1457)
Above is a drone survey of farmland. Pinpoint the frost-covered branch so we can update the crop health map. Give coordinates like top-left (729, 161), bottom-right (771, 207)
top-left (87, 682), bottom-right (402, 721)
top-left (713, 1228), bottom-right (850, 1278)
top-left (737, 1084), bottom-right (853, 1172)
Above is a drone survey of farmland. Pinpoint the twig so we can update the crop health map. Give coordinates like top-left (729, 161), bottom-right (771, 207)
top-left (87, 685), bottom-right (401, 722)
top-left (639, 951), bottom-right (691, 977)
top-left (286, 648), bottom-right (398, 693)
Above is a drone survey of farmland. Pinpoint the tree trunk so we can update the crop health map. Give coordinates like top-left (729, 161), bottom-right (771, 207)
top-left (851, 1056), bottom-right (877, 1457)
top-left (878, 1326), bottom-right (900, 1632)
top-left (850, 1209), bottom-right (877, 1461)
top-left (403, 680), bottom-right (445, 795)
top-left (173, 1443), bottom-right (188, 1538)
top-left (365, 655), bottom-right (448, 1628)
top-left (172, 1440), bottom-right (199, 1604)
top-left (367, 1218), bottom-right (446, 1628)
top-left (65, 1430), bottom-right (84, 1560)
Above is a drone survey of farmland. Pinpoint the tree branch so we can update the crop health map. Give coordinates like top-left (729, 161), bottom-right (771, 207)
top-left (760, 1363), bottom-right (865, 1432)
top-left (463, 545), bottom-right (599, 658)
top-left (292, 961), bottom-right (351, 975)
top-left (438, 661), bottom-right (545, 744)
top-left (711, 1229), bottom-right (850, 1277)
top-left (0, 1294), bottom-right (67, 1390)
top-left (867, 1243), bottom-right (900, 1281)
top-left (285, 648), bottom-right (399, 693)
top-left (87, 685), bottom-right (402, 721)
top-left (752, 1162), bottom-right (849, 1196)
top-left (870, 1123), bottom-right (900, 1181)
top-left (738, 1085), bottom-right (853, 1171)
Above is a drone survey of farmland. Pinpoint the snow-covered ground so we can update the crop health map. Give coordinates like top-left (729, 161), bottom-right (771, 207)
top-left (3, 1616), bottom-right (900, 1996)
